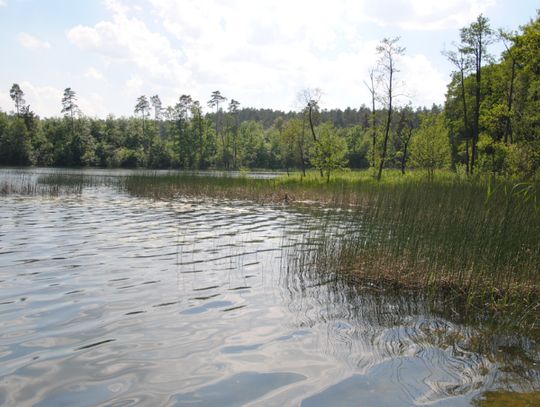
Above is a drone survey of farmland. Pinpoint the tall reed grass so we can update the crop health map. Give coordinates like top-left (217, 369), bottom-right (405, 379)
top-left (290, 175), bottom-right (540, 330)
top-left (3, 168), bottom-right (538, 327)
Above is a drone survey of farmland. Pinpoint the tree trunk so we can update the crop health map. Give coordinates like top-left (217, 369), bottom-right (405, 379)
top-left (401, 142), bottom-right (409, 175)
top-left (471, 40), bottom-right (482, 174)
top-left (465, 139), bottom-right (470, 175)
top-left (504, 58), bottom-right (516, 144)
top-left (300, 116), bottom-right (306, 177)
top-left (308, 106), bottom-right (323, 177)
top-left (198, 114), bottom-right (203, 169)
top-left (371, 107), bottom-right (376, 169)
top-left (377, 62), bottom-right (393, 181)
top-left (460, 69), bottom-right (470, 175)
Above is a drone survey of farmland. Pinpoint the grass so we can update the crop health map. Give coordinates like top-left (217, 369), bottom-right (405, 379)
top-left (2, 167), bottom-right (539, 329)
top-left (122, 167), bottom-right (539, 329)
top-left (284, 172), bottom-right (540, 330)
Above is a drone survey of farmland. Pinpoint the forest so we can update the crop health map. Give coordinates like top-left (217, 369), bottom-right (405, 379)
top-left (1, 12), bottom-right (539, 181)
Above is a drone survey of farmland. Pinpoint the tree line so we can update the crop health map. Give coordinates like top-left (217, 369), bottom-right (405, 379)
top-left (1, 11), bottom-right (538, 180)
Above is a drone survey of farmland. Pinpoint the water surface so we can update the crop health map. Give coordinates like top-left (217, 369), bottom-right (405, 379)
top-left (0, 168), bottom-right (538, 406)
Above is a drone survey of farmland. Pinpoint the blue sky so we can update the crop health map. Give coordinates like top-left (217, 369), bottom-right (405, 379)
top-left (0, 0), bottom-right (538, 117)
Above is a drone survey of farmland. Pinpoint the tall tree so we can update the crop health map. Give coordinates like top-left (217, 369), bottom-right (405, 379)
top-left (150, 95), bottom-right (162, 121)
top-left (190, 100), bottom-right (205, 169)
top-left (228, 99), bottom-right (240, 168)
top-left (207, 90), bottom-right (228, 167)
top-left (309, 123), bottom-right (348, 182)
top-left (61, 87), bottom-right (80, 141)
top-left (395, 105), bottom-right (417, 175)
top-left (460, 14), bottom-right (493, 173)
top-left (282, 118), bottom-right (306, 176)
top-left (176, 94), bottom-right (193, 167)
top-left (298, 88), bottom-right (323, 176)
top-left (10, 84), bottom-right (26, 116)
top-left (150, 94), bottom-right (164, 139)
top-left (498, 28), bottom-right (519, 144)
top-left (376, 37), bottom-right (405, 180)
top-left (134, 95), bottom-right (150, 139)
top-left (364, 68), bottom-right (377, 168)
top-left (443, 46), bottom-right (472, 173)
top-left (410, 113), bottom-right (451, 181)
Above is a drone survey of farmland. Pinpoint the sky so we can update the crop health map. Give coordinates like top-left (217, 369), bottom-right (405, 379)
top-left (0, 0), bottom-right (538, 118)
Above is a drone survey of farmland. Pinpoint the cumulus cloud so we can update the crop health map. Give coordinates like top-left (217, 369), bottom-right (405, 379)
top-left (18, 33), bottom-right (51, 49)
top-left (67, 3), bottom-right (190, 82)
top-left (57, 0), bottom-right (493, 114)
top-left (361, 0), bottom-right (497, 30)
top-left (400, 54), bottom-right (448, 106)
top-left (4, 82), bottom-right (107, 118)
top-left (0, 91), bottom-right (11, 113)
top-left (125, 75), bottom-right (144, 94)
top-left (11, 82), bottom-right (63, 117)
top-left (144, 0), bottom-right (463, 109)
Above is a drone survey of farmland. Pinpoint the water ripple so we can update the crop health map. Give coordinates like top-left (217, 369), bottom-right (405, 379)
top-left (0, 169), bottom-right (538, 406)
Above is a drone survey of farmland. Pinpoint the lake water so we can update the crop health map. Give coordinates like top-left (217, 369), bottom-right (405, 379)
top-left (1, 168), bottom-right (539, 406)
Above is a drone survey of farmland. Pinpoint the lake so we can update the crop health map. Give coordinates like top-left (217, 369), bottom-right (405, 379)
top-left (0, 168), bottom-right (538, 406)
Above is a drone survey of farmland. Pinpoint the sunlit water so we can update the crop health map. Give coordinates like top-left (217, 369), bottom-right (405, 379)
top-left (1, 168), bottom-right (539, 406)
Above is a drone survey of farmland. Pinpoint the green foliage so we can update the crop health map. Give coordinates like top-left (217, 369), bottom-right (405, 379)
top-left (344, 125), bottom-right (370, 169)
top-left (0, 116), bottom-right (34, 165)
top-left (309, 123), bottom-right (348, 182)
top-left (410, 114), bottom-right (451, 180)
top-left (113, 147), bottom-right (146, 168)
top-left (236, 120), bottom-right (265, 168)
top-left (2, 8), bottom-right (539, 182)
top-left (281, 118), bottom-right (309, 174)
top-left (445, 12), bottom-right (540, 179)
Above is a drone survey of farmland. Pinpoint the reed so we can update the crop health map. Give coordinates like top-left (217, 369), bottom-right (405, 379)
top-left (292, 176), bottom-right (540, 330)
top-left (3, 168), bottom-right (538, 327)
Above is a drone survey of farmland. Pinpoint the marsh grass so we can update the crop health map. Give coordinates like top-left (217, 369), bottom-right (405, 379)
top-left (289, 176), bottom-right (540, 330)
top-left (2, 168), bottom-right (538, 328)
top-left (0, 171), bottom-right (122, 196)
top-left (124, 171), bottom-right (540, 322)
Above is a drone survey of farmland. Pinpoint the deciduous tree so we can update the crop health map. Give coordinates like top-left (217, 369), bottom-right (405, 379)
top-left (376, 37), bottom-right (405, 180)
top-left (309, 123), bottom-right (348, 182)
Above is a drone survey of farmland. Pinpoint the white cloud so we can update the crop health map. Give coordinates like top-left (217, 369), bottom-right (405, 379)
top-left (77, 92), bottom-right (108, 117)
top-left (13, 82), bottom-right (63, 117)
top-left (18, 33), bottom-right (51, 49)
top-left (67, 4), bottom-right (190, 82)
top-left (401, 54), bottom-right (448, 106)
top-left (360, 0), bottom-right (496, 30)
top-left (125, 75), bottom-right (143, 94)
top-left (3, 82), bottom-right (107, 118)
top-left (0, 91), bottom-right (11, 112)
top-left (0, 0), bottom-right (6, 7)
top-left (83, 67), bottom-right (104, 80)
top-left (52, 0), bottom-right (498, 115)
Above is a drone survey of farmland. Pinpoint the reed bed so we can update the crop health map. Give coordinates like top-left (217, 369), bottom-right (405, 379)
top-left (289, 177), bottom-right (540, 330)
top-left (124, 169), bottom-right (539, 328)
top-left (3, 168), bottom-right (538, 328)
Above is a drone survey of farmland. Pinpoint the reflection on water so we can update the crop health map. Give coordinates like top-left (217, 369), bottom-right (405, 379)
top-left (0, 168), bottom-right (539, 406)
